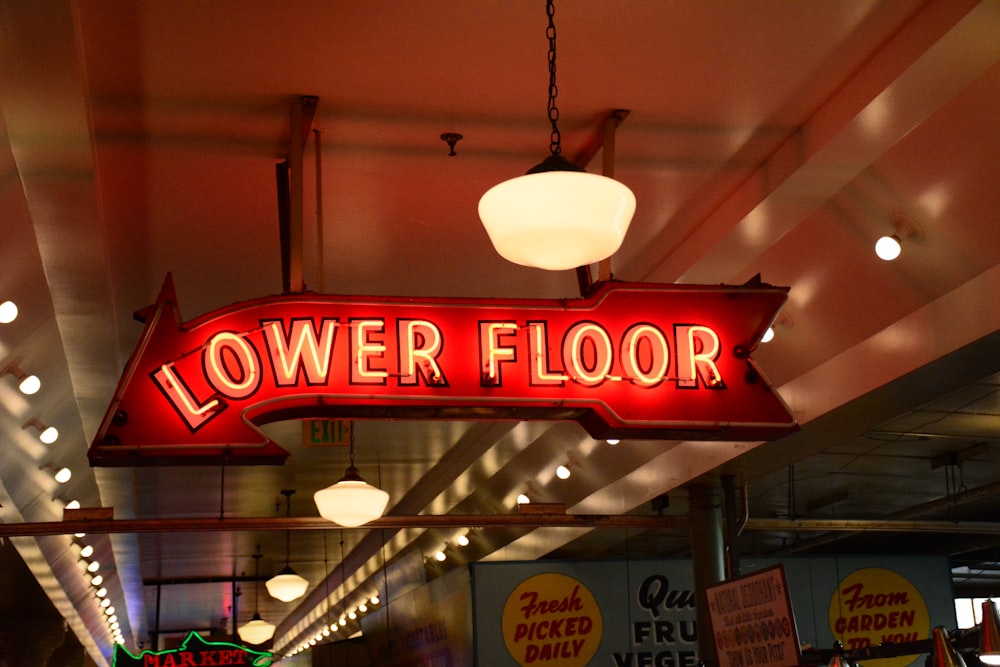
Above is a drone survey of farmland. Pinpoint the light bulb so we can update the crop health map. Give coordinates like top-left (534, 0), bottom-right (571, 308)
top-left (517, 494), bottom-right (530, 505)
top-left (0, 300), bottom-right (17, 323)
top-left (87, 560), bottom-right (100, 573)
top-left (54, 467), bottom-right (72, 483)
top-left (40, 426), bottom-right (59, 444)
top-left (761, 327), bottom-right (775, 343)
top-left (456, 534), bottom-right (470, 547)
top-left (605, 438), bottom-right (620, 445)
top-left (18, 374), bottom-right (40, 395)
top-left (79, 544), bottom-right (94, 558)
top-left (434, 550), bottom-right (446, 562)
top-left (556, 464), bottom-right (571, 479)
top-left (875, 234), bottom-right (902, 260)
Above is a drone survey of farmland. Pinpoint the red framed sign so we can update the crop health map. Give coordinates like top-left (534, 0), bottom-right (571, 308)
top-left (706, 565), bottom-right (801, 667)
top-left (89, 276), bottom-right (796, 465)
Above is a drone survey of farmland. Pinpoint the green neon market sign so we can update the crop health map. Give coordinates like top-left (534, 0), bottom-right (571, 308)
top-left (113, 632), bottom-right (272, 666)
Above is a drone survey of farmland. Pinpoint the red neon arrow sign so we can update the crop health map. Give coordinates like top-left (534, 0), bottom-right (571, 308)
top-left (89, 276), bottom-right (796, 466)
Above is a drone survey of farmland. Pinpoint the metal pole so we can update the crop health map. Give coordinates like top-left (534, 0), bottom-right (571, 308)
top-left (689, 483), bottom-right (725, 665)
top-left (722, 474), bottom-right (741, 578)
top-left (288, 98), bottom-right (305, 293)
top-left (153, 582), bottom-right (162, 651)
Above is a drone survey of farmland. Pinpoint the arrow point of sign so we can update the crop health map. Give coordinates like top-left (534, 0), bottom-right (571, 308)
top-left (134, 273), bottom-right (180, 324)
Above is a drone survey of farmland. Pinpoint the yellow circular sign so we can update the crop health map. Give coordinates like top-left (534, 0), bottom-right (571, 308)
top-left (828, 568), bottom-right (929, 667)
top-left (502, 572), bottom-right (603, 666)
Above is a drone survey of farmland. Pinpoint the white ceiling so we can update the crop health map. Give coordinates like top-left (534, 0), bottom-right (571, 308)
top-left (1, 0), bottom-right (1000, 664)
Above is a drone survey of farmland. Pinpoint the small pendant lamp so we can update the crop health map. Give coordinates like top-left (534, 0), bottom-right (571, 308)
top-left (265, 490), bottom-right (309, 602)
top-left (929, 626), bottom-right (966, 667)
top-left (313, 423), bottom-right (389, 527)
top-left (478, 0), bottom-right (635, 271)
top-left (980, 599), bottom-right (1000, 665)
top-left (237, 548), bottom-right (276, 645)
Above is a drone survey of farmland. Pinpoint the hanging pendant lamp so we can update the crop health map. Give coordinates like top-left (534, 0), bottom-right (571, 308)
top-left (314, 423), bottom-right (389, 527)
top-left (929, 626), bottom-right (966, 667)
top-left (265, 490), bottom-right (309, 602)
top-left (980, 599), bottom-right (1000, 665)
top-left (478, 0), bottom-right (635, 271)
top-left (238, 548), bottom-right (276, 645)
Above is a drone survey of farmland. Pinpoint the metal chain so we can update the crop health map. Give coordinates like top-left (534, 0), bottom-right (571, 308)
top-left (546, 0), bottom-right (561, 155)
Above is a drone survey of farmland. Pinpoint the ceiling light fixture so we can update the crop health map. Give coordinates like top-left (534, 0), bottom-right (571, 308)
top-left (477, 0), bottom-right (635, 271)
top-left (3, 364), bottom-right (40, 395)
top-left (874, 235), bottom-right (902, 261)
top-left (42, 462), bottom-right (72, 483)
top-left (313, 424), bottom-right (389, 527)
top-left (556, 464), bottom-right (571, 480)
top-left (929, 626), bottom-right (965, 667)
top-left (875, 214), bottom-right (922, 261)
top-left (517, 493), bottom-right (530, 505)
top-left (456, 533), bottom-right (470, 547)
top-left (979, 599), bottom-right (1000, 665)
top-left (25, 418), bottom-right (59, 444)
top-left (266, 490), bottom-right (309, 602)
top-left (0, 300), bottom-right (17, 324)
top-left (238, 547), bottom-right (276, 645)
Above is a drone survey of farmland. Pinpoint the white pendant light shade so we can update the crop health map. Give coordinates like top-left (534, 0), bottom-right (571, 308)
top-left (238, 614), bottom-right (276, 645)
top-left (265, 566), bottom-right (309, 602)
top-left (479, 167), bottom-right (635, 271)
top-left (314, 466), bottom-right (390, 527)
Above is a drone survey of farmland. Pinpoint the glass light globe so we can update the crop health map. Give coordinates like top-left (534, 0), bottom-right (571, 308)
top-left (875, 235), bottom-right (902, 260)
top-left (479, 160), bottom-right (636, 271)
top-left (18, 374), bottom-right (40, 395)
top-left (238, 614), bottom-right (276, 645)
top-left (265, 567), bottom-right (309, 602)
top-left (0, 300), bottom-right (17, 323)
top-left (314, 467), bottom-right (389, 527)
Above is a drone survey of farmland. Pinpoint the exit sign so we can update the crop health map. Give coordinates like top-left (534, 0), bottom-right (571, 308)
top-left (302, 419), bottom-right (352, 446)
